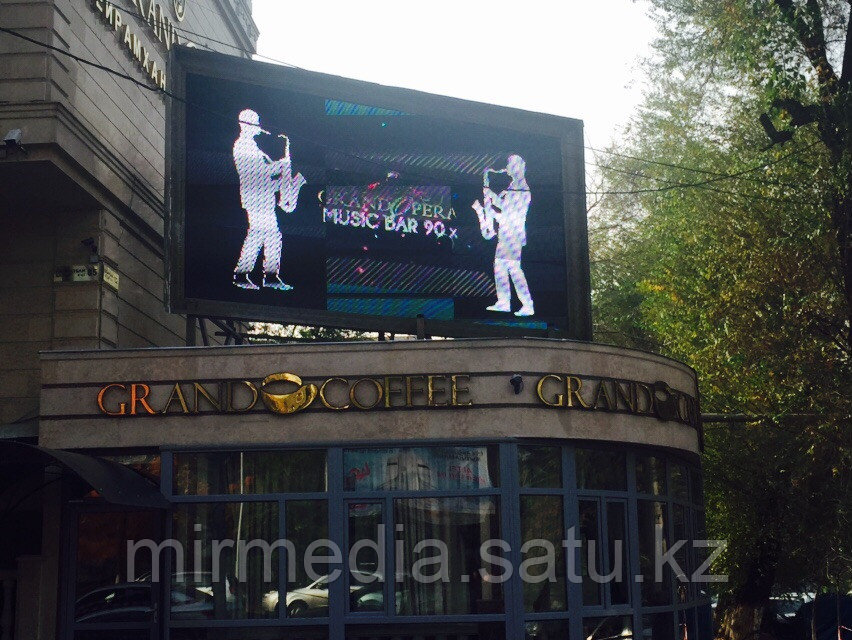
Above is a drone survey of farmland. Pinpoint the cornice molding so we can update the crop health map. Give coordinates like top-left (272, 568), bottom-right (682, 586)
top-left (0, 101), bottom-right (166, 239)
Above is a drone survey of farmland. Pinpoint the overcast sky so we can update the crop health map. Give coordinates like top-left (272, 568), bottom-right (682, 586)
top-left (252, 1), bottom-right (657, 151)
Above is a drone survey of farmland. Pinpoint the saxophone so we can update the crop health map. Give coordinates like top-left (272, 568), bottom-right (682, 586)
top-left (472, 166), bottom-right (505, 240)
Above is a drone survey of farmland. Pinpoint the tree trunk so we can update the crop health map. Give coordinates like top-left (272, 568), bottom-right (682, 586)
top-left (718, 603), bottom-right (766, 640)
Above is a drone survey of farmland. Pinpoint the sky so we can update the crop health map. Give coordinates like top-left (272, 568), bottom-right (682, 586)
top-left (252, 1), bottom-right (658, 151)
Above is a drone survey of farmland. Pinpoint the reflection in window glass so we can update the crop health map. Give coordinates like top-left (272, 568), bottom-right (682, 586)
top-left (346, 623), bottom-right (505, 640)
top-left (584, 615), bottom-right (634, 640)
top-left (348, 503), bottom-right (384, 613)
top-left (670, 463), bottom-right (689, 501)
top-left (678, 608), bottom-right (696, 640)
top-left (635, 455), bottom-right (666, 495)
top-left (673, 504), bottom-right (691, 601)
top-left (394, 497), bottom-right (502, 615)
top-left (520, 495), bottom-right (566, 612)
top-left (691, 469), bottom-right (704, 505)
top-left (519, 445), bottom-right (562, 488)
top-left (607, 501), bottom-right (630, 605)
top-left (638, 500), bottom-right (672, 606)
top-left (172, 502), bottom-right (278, 620)
top-left (286, 500), bottom-right (329, 618)
top-left (642, 612), bottom-right (675, 640)
top-left (75, 632), bottom-right (151, 640)
top-left (697, 604), bottom-right (713, 640)
top-left (693, 510), bottom-right (710, 600)
top-left (170, 629), bottom-right (329, 640)
top-left (101, 454), bottom-right (161, 484)
top-left (74, 511), bottom-right (159, 624)
top-left (173, 450), bottom-right (327, 495)
top-left (576, 449), bottom-right (627, 491)
top-left (344, 446), bottom-right (499, 491)
top-left (526, 620), bottom-right (570, 639)
top-left (579, 499), bottom-right (602, 606)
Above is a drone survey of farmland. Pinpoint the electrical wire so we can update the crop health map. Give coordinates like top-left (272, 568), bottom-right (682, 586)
top-left (121, 7), bottom-right (304, 70)
top-left (0, 25), bottom-right (824, 201)
top-left (584, 141), bottom-right (820, 197)
top-left (588, 160), bottom-right (820, 207)
top-left (169, 20), bottom-right (823, 195)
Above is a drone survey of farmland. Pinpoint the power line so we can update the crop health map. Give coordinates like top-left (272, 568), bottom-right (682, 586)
top-left (136, 18), bottom-right (826, 195)
top-left (0, 25), bottom-right (823, 201)
top-left (587, 160), bottom-right (819, 207)
top-left (584, 142), bottom-right (819, 190)
top-left (584, 141), bottom-right (820, 197)
top-left (0, 25), bottom-right (163, 96)
top-left (121, 9), bottom-right (305, 70)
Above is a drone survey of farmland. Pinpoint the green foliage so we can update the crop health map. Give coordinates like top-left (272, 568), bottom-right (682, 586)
top-left (592, 0), bottom-right (851, 613)
top-left (248, 322), bottom-right (371, 343)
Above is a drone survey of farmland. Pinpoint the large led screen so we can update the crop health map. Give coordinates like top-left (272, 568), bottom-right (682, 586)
top-left (168, 49), bottom-right (590, 337)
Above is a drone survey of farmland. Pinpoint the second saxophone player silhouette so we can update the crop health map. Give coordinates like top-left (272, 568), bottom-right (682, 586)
top-left (472, 154), bottom-right (535, 316)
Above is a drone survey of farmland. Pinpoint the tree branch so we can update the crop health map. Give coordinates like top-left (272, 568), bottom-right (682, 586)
top-left (773, 98), bottom-right (821, 126)
top-left (774, 0), bottom-right (840, 98)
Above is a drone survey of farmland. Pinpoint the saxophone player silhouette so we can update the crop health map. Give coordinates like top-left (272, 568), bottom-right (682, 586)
top-left (472, 154), bottom-right (535, 316)
top-left (232, 108), bottom-right (307, 291)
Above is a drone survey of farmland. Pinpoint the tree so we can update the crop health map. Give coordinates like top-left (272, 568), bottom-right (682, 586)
top-left (592, 2), bottom-right (851, 638)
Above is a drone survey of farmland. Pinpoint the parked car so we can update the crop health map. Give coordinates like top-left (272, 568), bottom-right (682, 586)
top-left (263, 571), bottom-right (381, 617)
top-left (75, 582), bottom-right (217, 622)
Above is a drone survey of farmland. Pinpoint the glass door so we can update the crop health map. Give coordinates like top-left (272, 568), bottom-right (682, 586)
top-left (65, 506), bottom-right (163, 640)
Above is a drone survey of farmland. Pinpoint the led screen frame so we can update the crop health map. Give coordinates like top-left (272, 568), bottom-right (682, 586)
top-left (166, 47), bottom-right (591, 339)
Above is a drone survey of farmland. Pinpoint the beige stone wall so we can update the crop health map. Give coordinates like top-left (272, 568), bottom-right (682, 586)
top-left (39, 339), bottom-right (702, 454)
top-left (0, 0), bottom-right (257, 209)
top-left (0, 0), bottom-right (257, 426)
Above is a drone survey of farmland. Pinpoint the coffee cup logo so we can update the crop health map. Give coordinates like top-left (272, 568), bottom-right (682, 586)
top-left (260, 373), bottom-right (317, 415)
top-left (173, 0), bottom-right (186, 21)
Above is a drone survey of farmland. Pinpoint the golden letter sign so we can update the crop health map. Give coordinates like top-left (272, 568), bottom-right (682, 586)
top-left (96, 373), bottom-right (473, 417)
top-left (535, 374), bottom-right (699, 428)
top-left (91, 0), bottom-right (186, 90)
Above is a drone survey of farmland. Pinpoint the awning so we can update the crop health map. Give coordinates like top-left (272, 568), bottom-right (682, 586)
top-left (0, 441), bottom-right (170, 509)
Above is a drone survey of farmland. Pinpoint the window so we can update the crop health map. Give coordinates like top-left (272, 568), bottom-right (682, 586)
top-left (637, 500), bottom-right (672, 606)
top-left (670, 464), bottom-right (689, 502)
top-left (393, 497), bottom-right (503, 615)
top-left (607, 501), bottom-right (630, 606)
top-left (74, 445), bottom-right (711, 638)
top-left (576, 449), bottom-right (627, 491)
top-left (579, 499), bottom-right (603, 606)
top-left (583, 615), bottom-right (634, 640)
top-left (75, 510), bottom-right (160, 624)
top-left (641, 612), bottom-right (675, 640)
top-left (173, 450), bottom-right (327, 495)
top-left (520, 495), bottom-right (566, 612)
top-left (635, 455), bottom-right (666, 495)
top-left (171, 502), bottom-right (279, 619)
top-left (519, 445), bottom-right (562, 488)
top-left (347, 502), bottom-right (384, 613)
top-left (286, 500), bottom-right (330, 618)
top-left (346, 623), bottom-right (505, 640)
top-left (344, 446), bottom-right (499, 491)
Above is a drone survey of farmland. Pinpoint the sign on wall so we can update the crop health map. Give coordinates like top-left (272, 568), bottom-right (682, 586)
top-left (167, 48), bottom-right (591, 338)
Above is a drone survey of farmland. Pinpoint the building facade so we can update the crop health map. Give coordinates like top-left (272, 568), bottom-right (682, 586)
top-left (0, 0), bottom-right (258, 431)
top-left (0, 3), bottom-right (713, 640)
top-left (33, 338), bottom-right (711, 640)
top-left (0, 1), bottom-right (257, 637)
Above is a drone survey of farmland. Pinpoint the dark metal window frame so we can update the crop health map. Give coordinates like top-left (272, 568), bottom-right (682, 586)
top-left (61, 439), bottom-right (711, 640)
